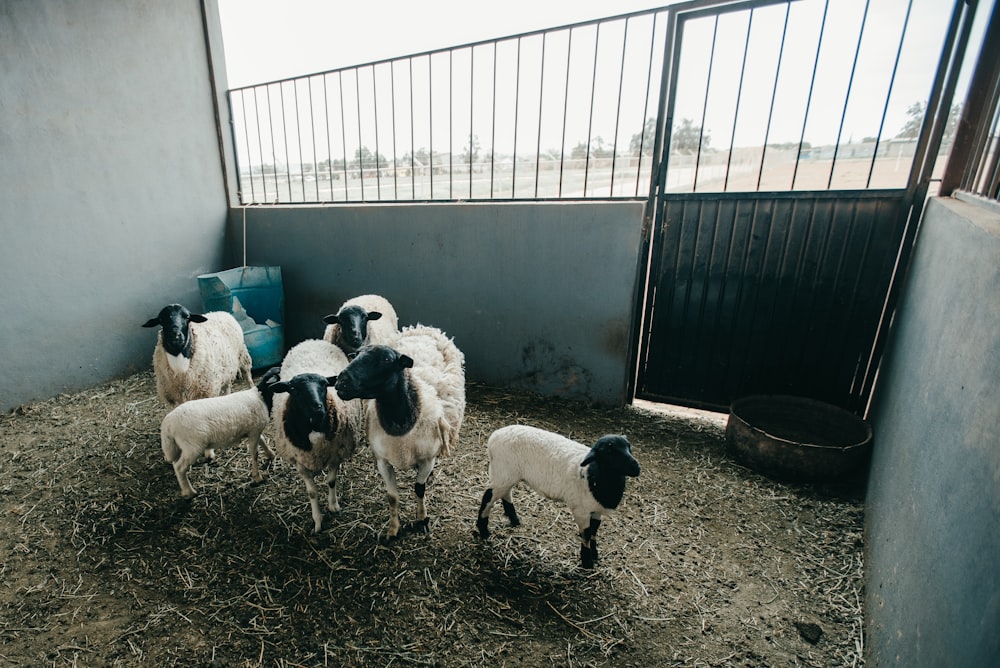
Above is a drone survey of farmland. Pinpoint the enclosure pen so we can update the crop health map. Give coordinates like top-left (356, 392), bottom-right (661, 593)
top-left (1, 370), bottom-right (866, 665)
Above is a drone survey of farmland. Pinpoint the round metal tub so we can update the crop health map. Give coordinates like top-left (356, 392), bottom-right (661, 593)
top-left (725, 395), bottom-right (872, 482)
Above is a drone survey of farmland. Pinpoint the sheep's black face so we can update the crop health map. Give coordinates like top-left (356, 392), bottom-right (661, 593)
top-left (142, 304), bottom-right (207, 357)
top-left (273, 373), bottom-right (335, 434)
top-left (335, 344), bottom-right (412, 401)
top-left (583, 435), bottom-right (641, 477)
top-left (323, 306), bottom-right (383, 353)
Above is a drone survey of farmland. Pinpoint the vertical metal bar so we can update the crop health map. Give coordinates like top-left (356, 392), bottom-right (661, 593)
top-left (583, 23), bottom-right (601, 196)
top-left (372, 65), bottom-right (382, 200)
top-left (791, 0), bottom-right (830, 190)
top-left (468, 47), bottom-right (474, 198)
top-left (966, 82), bottom-right (1000, 192)
top-left (757, 1), bottom-right (791, 191)
top-left (558, 28), bottom-right (574, 197)
top-left (490, 42), bottom-right (498, 198)
top-left (449, 50), bottom-right (454, 199)
top-left (827, 0), bottom-right (872, 190)
top-left (323, 74), bottom-right (334, 202)
top-left (253, 87), bottom-right (268, 203)
top-left (724, 9), bottom-right (754, 191)
top-left (409, 58), bottom-right (416, 197)
top-left (293, 80), bottom-right (305, 202)
top-left (635, 11), bottom-right (659, 197)
top-left (941, 0), bottom-right (1000, 196)
top-left (535, 33), bottom-right (547, 198)
top-left (867, 0), bottom-right (913, 189)
top-left (355, 69), bottom-right (364, 200)
top-left (692, 16), bottom-right (720, 192)
top-left (429, 56), bottom-right (434, 197)
top-left (279, 83), bottom-right (293, 201)
top-left (610, 18), bottom-right (631, 197)
top-left (338, 72), bottom-right (349, 197)
top-left (308, 77), bottom-right (320, 201)
top-left (238, 89), bottom-right (255, 204)
top-left (390, 62), bottom-right (399, 199)
top-left (512, 37), bottom-right (522, 197)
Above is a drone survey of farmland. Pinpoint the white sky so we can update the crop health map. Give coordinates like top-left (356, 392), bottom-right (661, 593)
top-left (218, 0), bottom-right (675, 89)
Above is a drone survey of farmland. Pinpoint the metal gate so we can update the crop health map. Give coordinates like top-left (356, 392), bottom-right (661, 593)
top-left (631, 0), bottom-right (980, 414)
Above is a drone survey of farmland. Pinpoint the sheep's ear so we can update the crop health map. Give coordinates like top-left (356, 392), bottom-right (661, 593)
top-left (367, 311), bottom-right (383, 321)
top-left (322, 313), bottom-right (338, 324)
top-left (397, 354), bottom-right (414, 369)
top-left (189, 313), bottom-right (209, 323)
top-left (581, 450), bottom-right (597, 467)
top-left (326, 375), bottom-right (338, 385)
top-left (271, 382), bottom-right (291, 394)
top-left (142, 318), bottom-right (160, 328)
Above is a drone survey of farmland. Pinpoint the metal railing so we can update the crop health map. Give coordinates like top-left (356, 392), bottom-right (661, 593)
top-left (227, 0), bottom-right (963, 205)
top-left (227, 8), bottom-right (669, 204)
top-left (941, 0), bottom-right (1000, 202)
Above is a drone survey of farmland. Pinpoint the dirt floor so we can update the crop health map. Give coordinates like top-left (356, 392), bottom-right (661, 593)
top-left (0, 371), bottom-right (866, 667)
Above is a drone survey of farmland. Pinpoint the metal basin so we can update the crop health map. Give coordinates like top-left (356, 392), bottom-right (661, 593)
top-left (725, 395), bottom-right (872, 482)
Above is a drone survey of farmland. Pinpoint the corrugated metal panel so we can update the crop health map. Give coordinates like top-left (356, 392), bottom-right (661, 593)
top-left (636, 190), bottom-right (906, 412)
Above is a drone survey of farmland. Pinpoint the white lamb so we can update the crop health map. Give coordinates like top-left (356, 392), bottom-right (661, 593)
top-left (160, 367), bottom-right (282, 499)
top-left (475, 425), bottom-right (640, 568)
top-left (270, 339), bottom-right (366, 533)
top-left (334, 324), bottom-right (465, 541)
top-left (322, 294), bottom-right (399, 357)
top-left (143, 303), bottom-right (253, 408)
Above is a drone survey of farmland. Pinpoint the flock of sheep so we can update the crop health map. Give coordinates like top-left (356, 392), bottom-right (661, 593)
top-left (143, 294), bottom-right (641, 567)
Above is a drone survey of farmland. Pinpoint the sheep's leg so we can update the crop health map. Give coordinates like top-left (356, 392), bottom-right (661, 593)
top-left (575, 512), bottom-right (602, 568)
top-left (247, 432), bottom-right (266, 483)
top-left (413, 458), bottom-right (436, 532)
top-left (376, 458), bottom-right (401, 540)
top-left (296, 464), bottom-right (325, 533)
top-left (172, 448), bottom-right (201, 499)
top-left (500, 489), bottom-right (520, 528)
top-left (327, 464), bottom-right (342, 513)
top-left (476, 488), bottom-right (495, 538)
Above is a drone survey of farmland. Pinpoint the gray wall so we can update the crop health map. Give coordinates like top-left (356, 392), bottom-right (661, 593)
top-left (225, 202), bottom-right (645, 405)
top-left (0, 0), bottom-right (230, 412)
top-left (865, 196), bottom-right (1000, 666)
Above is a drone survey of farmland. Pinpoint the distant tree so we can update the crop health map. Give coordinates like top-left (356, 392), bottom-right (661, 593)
top-left (896, 101), bottom-right (925, 140)
top-left (671, 118), bottom-right (709, 154)
top-left (461, 135), bottom-right (481, 164)
top-left (589, 136), bottom-right (614, 159)
top-left (352, 146), bottom-right (388, 169)
top-left (895, 100), bottom-right (963, 143)
top-left (630, 117), bottom-right (658, 156)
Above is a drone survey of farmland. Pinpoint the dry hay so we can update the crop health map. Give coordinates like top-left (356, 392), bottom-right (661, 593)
top-left (0, 371), bottom-right (866, 667)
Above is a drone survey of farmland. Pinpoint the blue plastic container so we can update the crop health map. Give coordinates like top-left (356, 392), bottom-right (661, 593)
top-left (198, 266), bottom-right (285, 369)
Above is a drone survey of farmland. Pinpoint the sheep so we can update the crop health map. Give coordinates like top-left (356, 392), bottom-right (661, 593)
top-left (270, 339), bottom-right (366, 533)
top-left (475, 425), bottom-right (640, 568)
top-left (334, 324), bottom-right (465, 541)
top-left (159, 367), bottom-right (282, 499)
top-left (322, 294), bottom-right (399, 357)
top-left (142, 304), bottom-right (253, 408)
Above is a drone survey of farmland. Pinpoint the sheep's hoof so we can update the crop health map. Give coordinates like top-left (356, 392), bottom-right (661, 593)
top-left (580, 545), bottom-right (597, 569)
top-left (475, 519), bottom-right (490, 539)
top-left (180, 491), bottom-right (197, 500)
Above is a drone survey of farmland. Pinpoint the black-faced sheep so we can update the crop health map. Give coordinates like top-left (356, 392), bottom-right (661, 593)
top-left (142, 304), bottom-right (253, 408)
top-left (160, 367), bottom-right (282, 499)
top-left (334, 325), bottom-right (465, 541)
top-left (322, 294), bottom-right (399, 357)
top-left (475, 425), bottom-right (640, 568)
top-left (270, 339), bottom-right (366, 533)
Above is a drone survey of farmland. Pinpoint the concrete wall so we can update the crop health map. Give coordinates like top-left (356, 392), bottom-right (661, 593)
top-left (865, 196), bottom-right (1000, 666)
top-left (0, 0), bottom-right (230, 412)
top-left (225, 202), bottom-right (645, 405)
